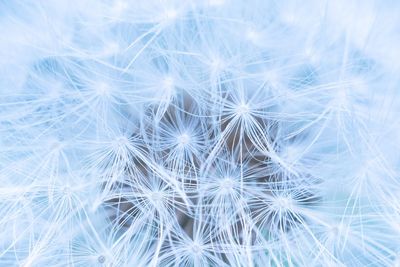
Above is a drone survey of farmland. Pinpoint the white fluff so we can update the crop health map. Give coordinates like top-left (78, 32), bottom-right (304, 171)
top-left (1, 0), bottom-right (400, 266)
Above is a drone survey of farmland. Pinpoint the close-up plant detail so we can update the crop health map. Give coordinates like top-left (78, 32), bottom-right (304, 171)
top-left (1, 1), bottom-right (400, 266)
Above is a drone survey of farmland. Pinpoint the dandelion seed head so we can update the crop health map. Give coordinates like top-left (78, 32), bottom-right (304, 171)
top-left (245, 27), bottom-right (262, 44)
top-left (163, 8), bottom-right (178, 23)
top-left (62, 185), bottom-right (71, 196)
top-left (304, 47), bottom-right (321, 65)
top-left (176, 132), bottom-right (191, 146)
top-left (235, 103), bottom-right (250, 116)
top-left (280, 144), bottom-right (302, 164)
top-left (190, 242), bottom-right (203, 255)
top-left (102, 41), bottom-right (120, 56)
top-left (209, 56), bottom-right (225, 73)
top-left (113, 136), bottom-right (129, 148)
top-left (219, 177), bottom-right (235, 193)
top-left (273, 196), bottom-right (293, 211)
top-left (95, 82), bottom-right (113, 97)
top-left (149, 191), bottom-right (163, 203)
top-left (49, 138), bottom-right (64, 152)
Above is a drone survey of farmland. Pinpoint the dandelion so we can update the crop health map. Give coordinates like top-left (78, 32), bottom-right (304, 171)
top-left (1, 0), bottom-right (400, 266)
